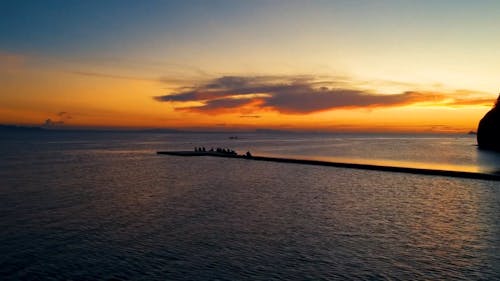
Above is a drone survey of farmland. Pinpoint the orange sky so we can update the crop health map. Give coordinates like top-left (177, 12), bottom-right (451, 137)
top-left (1, 1), bottom-right (499, 133)
top-left (0, 54), bottom-right (495, 133)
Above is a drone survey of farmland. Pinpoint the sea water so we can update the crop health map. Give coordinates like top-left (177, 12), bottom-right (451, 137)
top-left (0, 131), bottom-right (499, 280)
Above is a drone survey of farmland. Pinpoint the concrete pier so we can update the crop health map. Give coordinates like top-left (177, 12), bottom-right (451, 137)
top-left (157, 151), bottom-right (500, 181)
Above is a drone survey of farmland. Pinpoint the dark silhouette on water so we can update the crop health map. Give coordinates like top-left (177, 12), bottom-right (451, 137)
top-left (478, 94), bottom-right (500, 151)
top-left (157, 150), bottom-right (500, 181)
top-left (191, 147), bottom-right (237, 156)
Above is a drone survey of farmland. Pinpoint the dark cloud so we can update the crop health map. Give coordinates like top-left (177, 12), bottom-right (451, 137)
top-left (57, 111), bottom-right (72, 119)
top-left (154, 89), bottom-right (232, 102)
top-left (264, 89), bottom-right (431, 113)
top-left (187, 97), bottom-right (258, 113)
top-left (207, 76), bottom-right (251, 89)
top-left (154, 75), bottom-right (492, 115)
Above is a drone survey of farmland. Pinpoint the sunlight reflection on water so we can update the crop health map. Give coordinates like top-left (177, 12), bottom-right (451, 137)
top-left (0, 132), bottom-right (499, 280)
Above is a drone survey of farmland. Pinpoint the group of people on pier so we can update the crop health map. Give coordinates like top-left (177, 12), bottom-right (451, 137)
top-left (193, 146), bottom-right (252, 157)
top-left (194, 147), bottom-right (237, 155)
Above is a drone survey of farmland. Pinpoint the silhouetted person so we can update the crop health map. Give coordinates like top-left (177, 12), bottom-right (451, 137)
top-left (245, 151), bottom-right (252, 158)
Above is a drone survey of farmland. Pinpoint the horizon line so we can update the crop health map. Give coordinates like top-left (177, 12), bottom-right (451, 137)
top-left (0, 124), bottom-right (476, 135)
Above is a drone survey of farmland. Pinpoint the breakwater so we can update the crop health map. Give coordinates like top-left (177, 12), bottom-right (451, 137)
top-left (157, 151), bottom-right (500, 181)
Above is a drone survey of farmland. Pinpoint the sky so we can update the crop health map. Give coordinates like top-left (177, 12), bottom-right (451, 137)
top-left (1, 0), bottom-right (499, 132)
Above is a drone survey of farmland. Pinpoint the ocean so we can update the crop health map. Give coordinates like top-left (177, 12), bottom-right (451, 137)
top-left (1, 131), bottom-right (499, 280)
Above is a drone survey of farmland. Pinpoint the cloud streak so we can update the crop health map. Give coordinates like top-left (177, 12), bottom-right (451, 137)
top-left (154, 75), bottom-right (494, 115)
top-left (71, 71), bottom-right (158, 82)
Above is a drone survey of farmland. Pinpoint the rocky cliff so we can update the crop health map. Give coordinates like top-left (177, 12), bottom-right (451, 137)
top-left (477, 95), bottom-right (500, 151)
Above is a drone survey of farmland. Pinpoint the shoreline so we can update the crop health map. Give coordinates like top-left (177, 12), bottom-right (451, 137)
top-left (157, 151), bottom-right (500, 181)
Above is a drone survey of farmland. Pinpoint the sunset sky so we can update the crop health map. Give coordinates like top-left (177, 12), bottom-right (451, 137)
top-left (1, 0), bottom-right (499, 132)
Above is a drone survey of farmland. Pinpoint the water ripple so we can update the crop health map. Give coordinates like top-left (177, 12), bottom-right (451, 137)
top-left (0, 132), bottom-right (499, 280)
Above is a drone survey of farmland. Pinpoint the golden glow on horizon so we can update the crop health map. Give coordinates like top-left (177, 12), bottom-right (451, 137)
top-left (0, 60), bottom-right (489, 132)
top-left (0, 52), bottom-right (496, 132)
top-left (2, 2), bottom-right (500, 132)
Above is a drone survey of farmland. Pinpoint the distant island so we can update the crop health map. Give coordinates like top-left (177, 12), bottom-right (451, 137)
top-left (0, 125), bottom-right (45, 132)
top-left (477, 94), bottom-right (500, 151)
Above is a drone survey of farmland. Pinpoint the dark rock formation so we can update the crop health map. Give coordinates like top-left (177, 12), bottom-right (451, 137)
top-left (477, 94), bottom-right (500, 151)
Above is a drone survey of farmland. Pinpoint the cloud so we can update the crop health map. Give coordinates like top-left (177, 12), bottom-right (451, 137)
top-left (264, 89), bottom-right (432, 113)
top-left (57, 111), bottom-right (72, 119)
top-left (153, 75), bottom-right (494, 115)
top-left (447, 97), bottom-right (496, 106)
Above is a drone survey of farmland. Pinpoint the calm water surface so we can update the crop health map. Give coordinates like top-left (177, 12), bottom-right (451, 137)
top-left (0, 132), bottom-right (499, 280)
